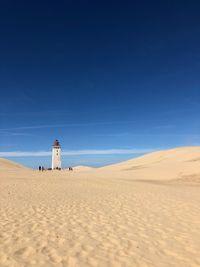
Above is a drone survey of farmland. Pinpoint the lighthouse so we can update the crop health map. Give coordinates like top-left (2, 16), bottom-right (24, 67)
top-left (52, 139), bottom-right (61, 170)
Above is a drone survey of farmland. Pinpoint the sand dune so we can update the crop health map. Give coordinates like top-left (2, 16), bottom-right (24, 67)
top-left (98, 146), bottom-right (200, 181)
top-left (0, 158), bottom-right (28, 171)
top-left (1, 147), bottom-right (200, 267)
top-left (100, 146), bottom-right (200, 169)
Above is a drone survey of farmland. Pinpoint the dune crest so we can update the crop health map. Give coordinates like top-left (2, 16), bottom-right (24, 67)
top-left (0, 158), bottom-right (28, 171)
top-left (97, 146), bottom-right (200, 181)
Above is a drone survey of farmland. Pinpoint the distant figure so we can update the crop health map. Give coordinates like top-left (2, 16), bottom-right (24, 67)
top-left (42, 166), bottom-right (44, 172)
top-left (39, 166), bottom-right (41, 172)
top-left (69, 167), bottom-right (73, 171)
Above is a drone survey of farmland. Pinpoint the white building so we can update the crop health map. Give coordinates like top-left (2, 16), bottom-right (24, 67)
top-left (52, 139), bottom-right (61, 169)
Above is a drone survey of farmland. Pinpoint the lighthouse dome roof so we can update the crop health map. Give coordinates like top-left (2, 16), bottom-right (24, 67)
top-left (53, 139), bottom-right (60, 147)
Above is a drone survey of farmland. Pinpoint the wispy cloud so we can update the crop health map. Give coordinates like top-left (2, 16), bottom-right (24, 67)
top-left (95, 132), bottom-right (200, 137)
top-left (0, 104), bottom-right (135, 118)
top-left (0, 148), bottom-right (153, 157)
top-left (0, 120), bottom-right (137, 132)
top-left (153, 124), bottom-right (175, 130)
top-left (0, 131), bottom-right (33, 136)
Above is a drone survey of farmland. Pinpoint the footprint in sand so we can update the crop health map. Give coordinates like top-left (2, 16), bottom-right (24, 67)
top-left (14, 246), bottom-right (35, 259)
top-left (41, 246), bottom-right (62, 263)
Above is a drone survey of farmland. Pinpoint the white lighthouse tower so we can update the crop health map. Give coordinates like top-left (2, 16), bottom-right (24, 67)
top-left (52, 139), bottom-right (61, 170)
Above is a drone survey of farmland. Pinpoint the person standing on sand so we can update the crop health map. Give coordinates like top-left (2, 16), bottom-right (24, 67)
top-left (39, 166), bottom-right (41, 171)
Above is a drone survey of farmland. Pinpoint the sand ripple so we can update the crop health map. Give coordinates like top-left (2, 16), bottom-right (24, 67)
top-left (0, 172), bottom-right (200, 266)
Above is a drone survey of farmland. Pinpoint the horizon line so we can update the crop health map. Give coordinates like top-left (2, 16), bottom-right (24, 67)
top-left (0, 148), bottom-right (154, 158)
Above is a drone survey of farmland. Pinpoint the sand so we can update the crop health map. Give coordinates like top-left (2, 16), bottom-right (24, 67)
top-left (1, 147), bottom-right (200, 267)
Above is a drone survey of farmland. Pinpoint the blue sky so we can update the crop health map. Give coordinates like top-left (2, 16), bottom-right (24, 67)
top-left (0, 0), bottom-right (200, 168)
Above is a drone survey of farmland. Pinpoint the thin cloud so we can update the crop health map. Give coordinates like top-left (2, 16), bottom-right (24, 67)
top-left (0, 105), bottom-right (135, 117)
top-left (153, 124), bottom-right (175, 130)
top-left (96, 132), bottom-right (200, 137)
top-left (0, 120), bottom-right (137, 132)
top-left (0, 148), bottom-right (153, 157)
top-left (0, 131), bottom-right (33, 136)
